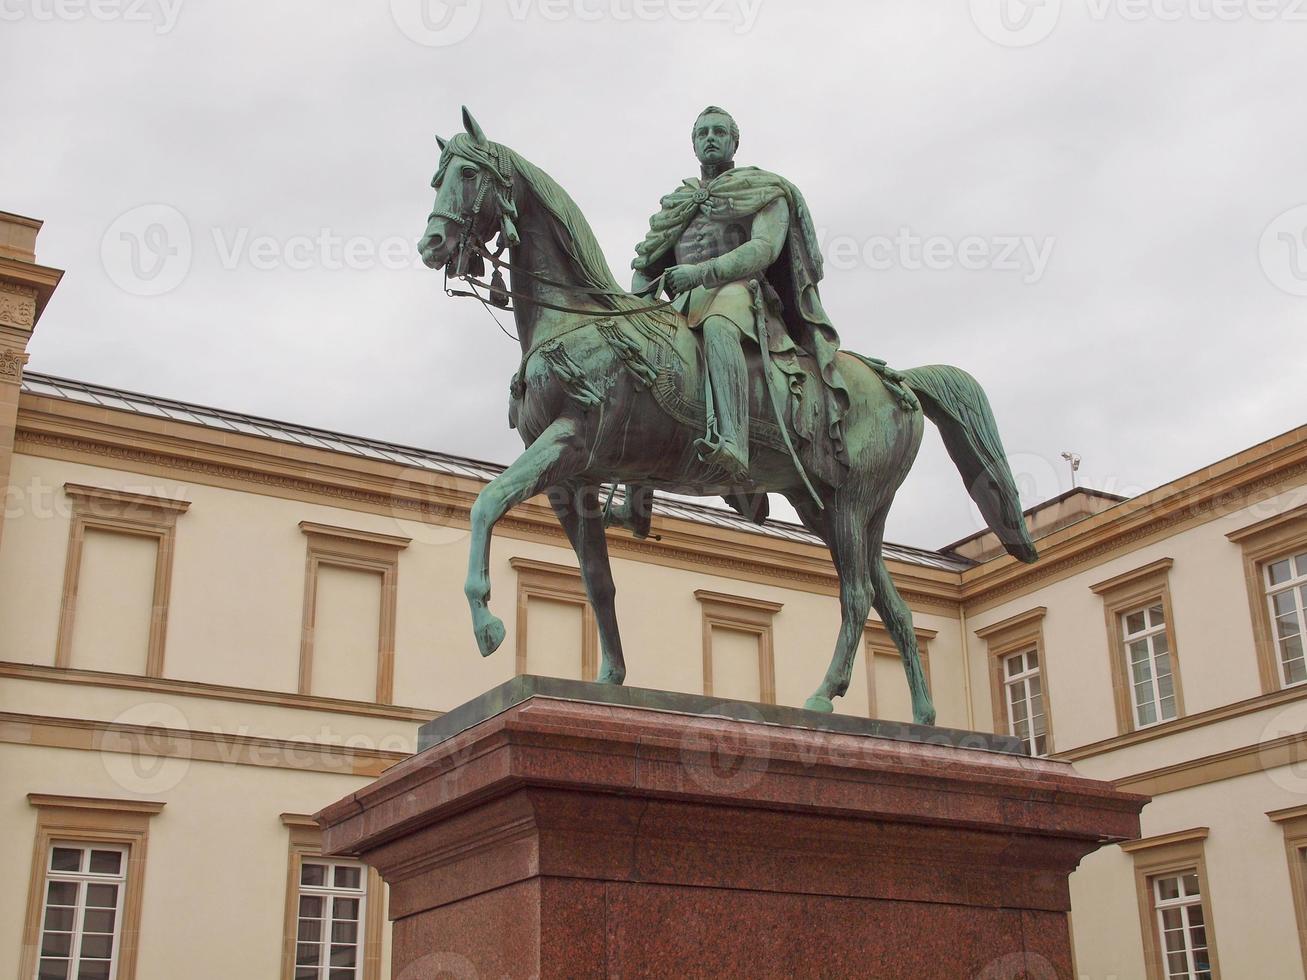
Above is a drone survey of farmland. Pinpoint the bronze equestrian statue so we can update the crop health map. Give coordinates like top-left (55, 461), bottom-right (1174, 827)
top-left (418, 107), bottom-right (1037, 724)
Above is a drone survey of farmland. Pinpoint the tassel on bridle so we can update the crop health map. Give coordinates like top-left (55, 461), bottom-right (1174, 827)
top-left (489, 237), bottom-right (510, 309)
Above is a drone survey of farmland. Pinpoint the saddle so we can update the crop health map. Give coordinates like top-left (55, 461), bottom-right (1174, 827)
top-left (594, 296), bottom-right (849, 493)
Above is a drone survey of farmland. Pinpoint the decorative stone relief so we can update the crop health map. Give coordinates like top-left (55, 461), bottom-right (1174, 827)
top-left (0, 348), bottom-right (27, 383)
top-left (0, 283), bottom-right (37, 330)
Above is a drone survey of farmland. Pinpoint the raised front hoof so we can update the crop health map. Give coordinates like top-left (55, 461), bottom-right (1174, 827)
top-left (474, 616), bottom-right (505, 658)
top-left (803, 694), bottom-right (834, 713)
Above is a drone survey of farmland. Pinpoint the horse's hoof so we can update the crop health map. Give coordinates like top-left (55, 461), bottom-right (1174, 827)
top-left (475, 616), bottom-right (505, 658)
top-left (804, 695), bottom-right (834, 713)
top-left (596, 667), bottom-right (626, 685)
top-left (914, 708), bottom-right (938, 726)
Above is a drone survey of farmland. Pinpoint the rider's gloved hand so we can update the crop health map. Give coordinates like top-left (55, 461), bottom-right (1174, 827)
top-left (664, 264), bottom-right (705, 296)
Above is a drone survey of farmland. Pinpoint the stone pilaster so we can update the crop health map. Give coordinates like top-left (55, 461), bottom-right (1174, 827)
top-left (0, 211), bottom-right (63, 552)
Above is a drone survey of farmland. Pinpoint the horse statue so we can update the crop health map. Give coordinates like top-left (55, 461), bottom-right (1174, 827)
top-left (417, 108), bottom-right (1037, 725)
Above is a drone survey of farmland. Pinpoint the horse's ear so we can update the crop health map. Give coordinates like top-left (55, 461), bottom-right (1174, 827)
top-left (435, 134), bottom-right (447, 151)
top-left (461, 106), bottom-right (488, 147)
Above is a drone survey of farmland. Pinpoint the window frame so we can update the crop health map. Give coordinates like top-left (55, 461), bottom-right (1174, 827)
top-left (19, 795), bottom-right (165, 980)
top-left (36, 841), bottom-right (129, 980)
top-left (297, 522), bottom-right (410, 705)
top-left (1228, 506), bottom-right (1307, 694)
top-left (976, 606), bottom-right (1055, 754)
top-left (509, 557), bottom-right (599, 681)
top-left (279, 814), bottom-right (383, 980)
top-left (862, 621), bottom-right (935, 723)
top-left (1121, 827), bottom-right (1221, 980)
top-left (1264, 555), bottom-right (1307, 687)
top-left (1121, 601), bottom-right (1179, 730)
top-left (1268, 803), bottom-right (1307, 976)
top-left (55, 484), bottom-right (191, 677)
top-left (1091, 559), bottom-right (1187, 735)
top-left (694, 590), bottom-right (782, 704)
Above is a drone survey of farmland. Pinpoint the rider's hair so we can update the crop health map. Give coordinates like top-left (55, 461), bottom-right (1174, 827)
top-left (692, 106), bottom-right (740, 148)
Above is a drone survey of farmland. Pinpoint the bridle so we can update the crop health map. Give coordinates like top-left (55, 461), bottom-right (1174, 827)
top-left (433, 154), bottom-right (678, 320)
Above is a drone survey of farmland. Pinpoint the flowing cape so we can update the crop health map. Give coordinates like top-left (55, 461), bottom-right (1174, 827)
top-left (633, 167), bottom-right (849, 459)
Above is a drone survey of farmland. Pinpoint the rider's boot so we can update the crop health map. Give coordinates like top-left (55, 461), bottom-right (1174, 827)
top-left (696, 316), bottom-right (750, 485)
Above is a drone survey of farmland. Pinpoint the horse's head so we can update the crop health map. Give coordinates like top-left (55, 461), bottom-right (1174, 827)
top-left (419, 107), bottom-right (518, 275)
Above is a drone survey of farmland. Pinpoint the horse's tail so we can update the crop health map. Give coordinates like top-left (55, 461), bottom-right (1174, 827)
top-left (901, 364), bottom-right (1038, 564)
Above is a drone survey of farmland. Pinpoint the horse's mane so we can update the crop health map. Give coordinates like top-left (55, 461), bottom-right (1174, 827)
top-left (498, 144), bottom-right (626, 299)
top-left (440, 133), bottom-right (667, 321)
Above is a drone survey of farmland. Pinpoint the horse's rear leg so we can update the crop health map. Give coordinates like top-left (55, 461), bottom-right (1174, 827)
top-left (804, 503), bottom-right (875, 713)
top-left (549, 486), bottom-right (626, 685)
top-left (868, 536), bottom-right (937, 726)
top-left (465, 417), bottom-right (582, 657)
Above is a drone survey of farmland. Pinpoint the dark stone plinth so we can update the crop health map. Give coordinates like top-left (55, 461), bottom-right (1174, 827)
top-left (416, 675), bottom-right (1026, 754)
top-left (318, 689), bottom-right (1146, 979)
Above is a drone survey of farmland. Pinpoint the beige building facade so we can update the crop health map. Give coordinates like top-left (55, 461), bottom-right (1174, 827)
top-left (2, 211), bottom-right (1305, 979)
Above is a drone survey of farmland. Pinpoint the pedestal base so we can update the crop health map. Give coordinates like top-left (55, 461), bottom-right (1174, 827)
top-left (318, 679), bottom-right (1145, 979)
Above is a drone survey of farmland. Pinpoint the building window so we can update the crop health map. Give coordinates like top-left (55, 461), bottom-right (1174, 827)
top-left (294, 859), bottom-right (368, 980)
top-left (1121, 826), bottom-right (1221, 980)
top-left (1123, 602), bottom-right (1178, 728)
top-left (860, 622), bottom-right (934, 723)
top-left (510, 557), bottom-right (599, 681)
top-left (1264, 551), bottom-right (1307, 687)
top-left (1268, 803), bottom-right (1307, 973)
top-left (1227, 505), bottom-right (1307, 694)
top-left (1001, 648), bottom-right (1047, 755)
top-left (1152, 872), bottom-right (1213, 980)
top-left (55, 484), bottom-right (191, 677)
top-left (19, 795), bottom-right (164, 980)
top-left (298, 523), bottom-right (410, 704)
top-left (1091, 558), bottom-right (1186, 735)
top-left (975, 606), bottom-right (1054, 755)
top-left (280, 814), bottom-right (382, 980)
top-left (35, 843), bottom-right (128, 980)
top-left (694, 590), bottom-right (782, 704)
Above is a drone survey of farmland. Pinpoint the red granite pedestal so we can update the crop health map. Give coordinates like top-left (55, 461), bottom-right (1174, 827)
top-left (317, 685), bottom-right (1145, 979)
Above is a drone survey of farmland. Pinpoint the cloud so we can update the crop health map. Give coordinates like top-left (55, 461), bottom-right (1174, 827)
top-left (3, 1), bottom-right (1303, 549)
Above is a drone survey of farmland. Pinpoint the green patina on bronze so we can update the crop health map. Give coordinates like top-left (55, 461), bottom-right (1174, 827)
top-left (418, 107), bottom-right (1038, 725)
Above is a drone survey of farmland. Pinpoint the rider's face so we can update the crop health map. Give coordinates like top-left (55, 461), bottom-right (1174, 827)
top-left (693, 114), bottom-right (737, 166)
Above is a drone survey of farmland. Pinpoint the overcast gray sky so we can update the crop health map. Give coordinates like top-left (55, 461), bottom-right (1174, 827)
top-left (3, 0), bottom-right (1304, 549)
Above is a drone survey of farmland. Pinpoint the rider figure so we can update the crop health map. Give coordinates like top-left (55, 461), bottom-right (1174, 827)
top-left (631, 106), bottom-right (850, 486)
top-left (632, 107), bottom-right (782, 481)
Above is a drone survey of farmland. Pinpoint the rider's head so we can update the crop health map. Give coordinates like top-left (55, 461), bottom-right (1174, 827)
top-left (692, 107), bottom-right (739, 167)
